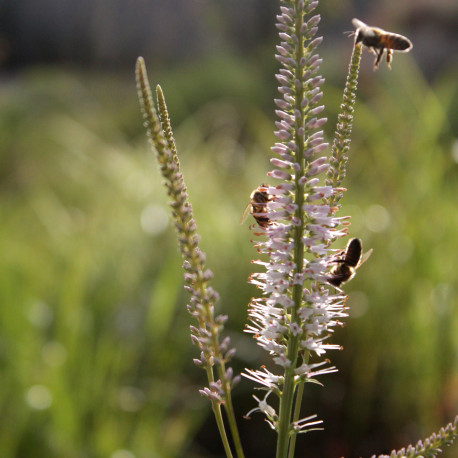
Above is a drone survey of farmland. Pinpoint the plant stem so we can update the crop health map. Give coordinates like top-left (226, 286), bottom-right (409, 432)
top-left (326, 42), bottom-right (362, 206)
top-left (276, 0), bottom-right (309, 455)
top-left (288, 380), bottom-right (305, 458)
top-left (208, 367), bottom-right (234, 458)
top-left (221, 379), bottom-right (245, 458)
top-left (213, 404), bottom-right (233, 458)
top-left (137, 58), bottom-right (244, 458)
top-left (276, 344), bottom-right (298, 457)
top-left (156, 82), bottom-right (244, 458)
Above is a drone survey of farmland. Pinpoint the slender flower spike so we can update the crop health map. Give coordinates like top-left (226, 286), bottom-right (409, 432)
top-left (136, 58), bottom-right (245, 458)
top-left (243, 1), bottom-right (359, 455)
top-left (371, 415), bottom-right (458, 457)
top-left (326, 39), bottom-right (362, 206)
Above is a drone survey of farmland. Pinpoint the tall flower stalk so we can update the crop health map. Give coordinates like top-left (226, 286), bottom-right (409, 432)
top-left (326, 41), bottom-right (362, 206)
top-left (243, 1), bottom-right (357, 456)
top-left (136, 59), bottom-right (244, 458)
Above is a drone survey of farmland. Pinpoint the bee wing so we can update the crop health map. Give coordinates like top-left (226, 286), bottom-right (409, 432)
top-left (352, 18), bottom-right (367, 29)
top-left (240, 202), bottom-right (252, 224)
top-left (358, 248), bottom-right (373, 267)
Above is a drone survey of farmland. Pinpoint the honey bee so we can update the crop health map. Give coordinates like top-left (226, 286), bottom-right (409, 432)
top-left (241, 184), bottom-right (272, 228)
top-left (327, 238), bottom-right (373, 288)
top-left (351, 18), bottom-right (413, 70)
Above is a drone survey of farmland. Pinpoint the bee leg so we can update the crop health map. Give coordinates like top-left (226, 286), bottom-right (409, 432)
top-left (386, 49), bottom-right (393, 70)
top-left (369, 47), bottom-right (378, 56)
top-left (334, 285), bottom-right (344, 294)
top-left (328, 250), bottom-right (346, 265)
top-left (373, 47), bottom-right (384, 70)
top-left (330, 259), bottom-right (346, 265)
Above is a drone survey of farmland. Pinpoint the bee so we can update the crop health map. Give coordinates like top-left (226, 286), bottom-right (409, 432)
top-left (240, 184), bottom-right (272, 228)
top-left (327, 238), bottom-right (373, 288)
top-left (351, 18), bottom-right (413, 70)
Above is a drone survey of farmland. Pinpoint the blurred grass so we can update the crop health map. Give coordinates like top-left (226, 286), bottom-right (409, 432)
top-left (0, 53), bottom-right (456, 457)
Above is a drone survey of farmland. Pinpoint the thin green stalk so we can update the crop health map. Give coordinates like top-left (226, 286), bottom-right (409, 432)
top-left (288, 380), bottom-right (305, 458)
top-left (208, 364), bottom-right (234, 458)
top-left (155, 82), bottom-right (244, 458)
top-left (276, 341), bottom-right (299, 457)
top-left (276, 1), bottom-right (308, 455)
top-left (212, 403), bottom-right (234, 458)
top-left (220, 380), bottom-right (245, 458)
top-left (326, 42), bottom-right (362, 206)
top-left (136, 58), bottom-right (244, 458)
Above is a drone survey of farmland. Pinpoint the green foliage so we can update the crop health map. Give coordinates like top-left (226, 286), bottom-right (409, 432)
top-left (0, 53), bottom-right (456, 456)
top-left (0, 69), bottom-right (205, 457)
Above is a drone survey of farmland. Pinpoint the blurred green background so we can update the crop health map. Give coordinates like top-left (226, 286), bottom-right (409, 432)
top-left (0, 1), bottom-right (457, 457)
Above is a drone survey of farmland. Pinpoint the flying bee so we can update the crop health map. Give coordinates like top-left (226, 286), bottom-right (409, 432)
top-left (351, 18), bottom-right (413, 70)
top-left (327, 238), bottom-right (373, 288)
top-left (241, 184), bottom-right (272, 228)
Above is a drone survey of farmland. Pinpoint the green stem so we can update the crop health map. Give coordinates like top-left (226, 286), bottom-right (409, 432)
top-left (221, 378), bottom-right (245, 458)
top-left (276, 0), bottom-right (308, 455)
top-left (155, 81), bottom-right (244, 458)
top-left (275, 274), bottom-right (305, 457)
top-left (212, 407), bottom-right (233, 458)
top-left (326, 43), bottom-right (362, 206)
top-left (276, 347), bottom-right (298, 457)
top-left (137, 58), bottom-right (244, 458)
top-left (287, 380), bottom-right (305, 458)
top-left (207, 367), bottom-right (234, 458)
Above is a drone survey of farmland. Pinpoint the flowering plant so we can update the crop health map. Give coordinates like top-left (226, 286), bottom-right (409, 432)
top-left (136, 1), bottom-right (457, 456)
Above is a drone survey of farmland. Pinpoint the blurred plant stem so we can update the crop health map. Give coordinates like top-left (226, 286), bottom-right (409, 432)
top-left (136, 57), bottom-right (244, 458)
top-left (326, 41), bottom-right (362, 207)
